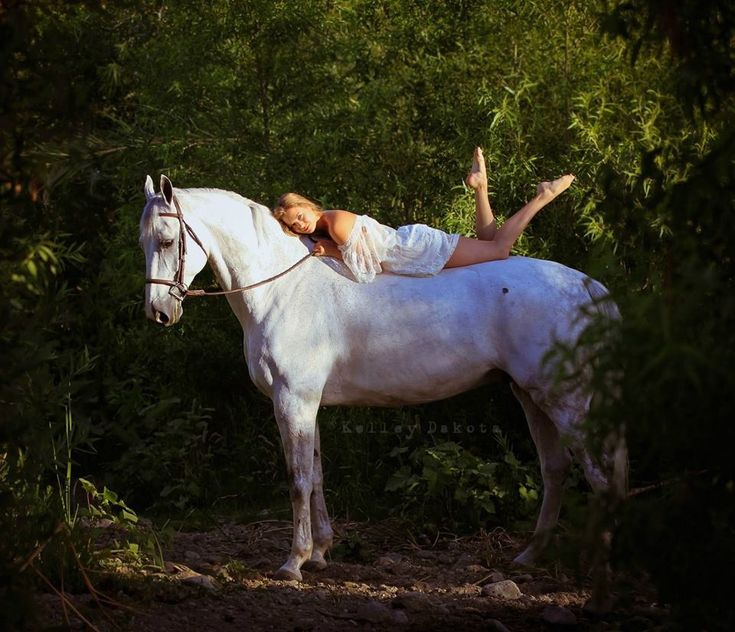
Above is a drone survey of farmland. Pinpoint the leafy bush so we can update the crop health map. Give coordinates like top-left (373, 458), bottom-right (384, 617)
top-left (385, 428), bottom-right (540, 531)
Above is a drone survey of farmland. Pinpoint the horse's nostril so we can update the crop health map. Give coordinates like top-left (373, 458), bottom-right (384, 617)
top-left (156, 310), bottom-right (169, 324)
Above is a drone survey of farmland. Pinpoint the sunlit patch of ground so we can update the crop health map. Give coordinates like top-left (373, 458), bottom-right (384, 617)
top-left (38, 520), bottom-right (666, 631)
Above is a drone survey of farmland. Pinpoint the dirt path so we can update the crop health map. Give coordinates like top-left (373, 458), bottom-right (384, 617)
top-left (39, 520), bottom-right (665, 631)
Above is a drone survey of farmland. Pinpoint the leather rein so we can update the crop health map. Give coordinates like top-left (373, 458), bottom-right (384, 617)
top-left (145, 195), bottom-right (313, 301)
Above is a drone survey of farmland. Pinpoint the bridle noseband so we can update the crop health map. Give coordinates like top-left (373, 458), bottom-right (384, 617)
top-left (145, 195), bottom-right (313, 301)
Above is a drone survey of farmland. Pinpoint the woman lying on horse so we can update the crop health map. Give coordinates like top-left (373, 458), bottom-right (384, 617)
top-left (272, 147), bottom-right (574, 283)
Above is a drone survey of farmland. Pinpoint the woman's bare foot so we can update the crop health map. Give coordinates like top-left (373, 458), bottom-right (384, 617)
top-left (466, 146), bottom-right (488, 190)
top-left (537, 174), bottom-right (575, 199)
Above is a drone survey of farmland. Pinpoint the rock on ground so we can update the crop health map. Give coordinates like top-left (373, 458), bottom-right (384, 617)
top-left (481, 580), bottom-right (522, 600)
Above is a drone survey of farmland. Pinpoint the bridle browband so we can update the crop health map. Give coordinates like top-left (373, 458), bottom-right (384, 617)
top-left (145, 195), bottom-right (313, 301)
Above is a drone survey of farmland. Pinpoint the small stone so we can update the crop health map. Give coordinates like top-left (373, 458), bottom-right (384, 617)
top-left (182, 574), bottom-right (218, 591)
top-left (481, 579), bottom-right (522, 600)
top-left (376, 553), bottom-right (402, 566)
top-left (184, 550), bottom-right (201, 561)
top-left (541, 605), bottom-right (577, 626)
top-left (466, 564), bottom-right (489, 573)
top-left (485, 571), bottom-right (505, 584)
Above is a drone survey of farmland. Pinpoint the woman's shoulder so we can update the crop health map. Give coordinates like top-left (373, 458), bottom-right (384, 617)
top-left (324, 209), bottom-right (358, 220)
top-left (323, 209), bottom-right (360, 244)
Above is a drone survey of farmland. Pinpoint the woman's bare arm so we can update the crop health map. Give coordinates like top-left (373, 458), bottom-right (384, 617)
top-left (322, 210), bottom-right (358, 245)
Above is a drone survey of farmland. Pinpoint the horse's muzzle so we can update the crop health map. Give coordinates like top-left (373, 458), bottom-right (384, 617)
top-left (148, 298), bottom-right (180, 326)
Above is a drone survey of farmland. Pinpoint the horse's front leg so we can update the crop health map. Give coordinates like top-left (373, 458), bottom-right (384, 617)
top-left (272, 387), bottom-right (320, 581)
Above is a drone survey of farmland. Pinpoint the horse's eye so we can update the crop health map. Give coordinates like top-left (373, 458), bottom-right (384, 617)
top-left (160, 239), bottom-right (174, 249)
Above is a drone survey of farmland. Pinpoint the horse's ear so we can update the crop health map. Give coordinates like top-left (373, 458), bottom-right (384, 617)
top-left (144, 175), bottom-right (155, 200)
top-left (160, 175), bottom-right (174, 206)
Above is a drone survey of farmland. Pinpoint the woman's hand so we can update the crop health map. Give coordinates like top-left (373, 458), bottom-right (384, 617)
top-left (312, 239), bottom-right (342, 260)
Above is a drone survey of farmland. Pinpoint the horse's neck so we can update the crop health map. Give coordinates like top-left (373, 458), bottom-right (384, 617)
top-left (180, 189), bottom-right (308, 318)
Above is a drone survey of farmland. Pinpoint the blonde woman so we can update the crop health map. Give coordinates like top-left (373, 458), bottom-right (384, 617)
top-left (273, 148), bottom-right (574, 283)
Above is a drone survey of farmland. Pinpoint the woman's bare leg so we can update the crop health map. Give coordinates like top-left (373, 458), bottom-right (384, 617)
top-left (466, 147), bottom-right (496, 241)
top-left (445, 174), bottom-right (575, 268)
top-left (492, 175), bottom-right (575, 254)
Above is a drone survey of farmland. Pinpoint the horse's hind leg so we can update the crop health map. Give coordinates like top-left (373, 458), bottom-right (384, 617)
top-left (510, 383), bottom-right (572, 566)
top-left (564, 417), bottom-right (627, 614)
top-left (302, 422), bottom-right (333, 572)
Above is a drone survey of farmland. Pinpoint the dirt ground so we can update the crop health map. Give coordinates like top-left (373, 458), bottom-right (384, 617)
top-left (38, 519), bottom-right (667, 631)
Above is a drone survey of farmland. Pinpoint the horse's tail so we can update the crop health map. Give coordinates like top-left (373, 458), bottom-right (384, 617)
top-left (584, 277), bottom-right (628, 499)
top-left (584, 276), bottom-right (621, 323)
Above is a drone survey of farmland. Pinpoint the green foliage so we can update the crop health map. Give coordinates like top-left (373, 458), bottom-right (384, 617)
top-left (552, 1), bottom-right (735, 627)
top-left (77, 477), bottom-right (168, 570)
top-left (385, 429), bottom-right (540, 530)
top-left (113, 400), bottom-right (218, 511)
top-left (79, 478), bottom-right (139, 526)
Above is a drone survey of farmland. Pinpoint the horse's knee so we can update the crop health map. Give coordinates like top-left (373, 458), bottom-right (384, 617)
top-left (289, 472), bottom-right (313, 504)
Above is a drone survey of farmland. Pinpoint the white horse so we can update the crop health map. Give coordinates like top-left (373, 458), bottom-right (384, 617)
top-left (140, 175), bottom-right (625, 580)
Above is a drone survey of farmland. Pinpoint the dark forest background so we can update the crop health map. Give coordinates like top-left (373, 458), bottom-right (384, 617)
top-left (1, 0), bottom-right (733, 628)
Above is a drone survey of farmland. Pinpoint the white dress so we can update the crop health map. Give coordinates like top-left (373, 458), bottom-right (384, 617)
top-left (338, 215), bottom-right (459, 283)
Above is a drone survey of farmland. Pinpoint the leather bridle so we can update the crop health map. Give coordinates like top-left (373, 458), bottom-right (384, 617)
top-left (145, 195), bottom-right (313, 301)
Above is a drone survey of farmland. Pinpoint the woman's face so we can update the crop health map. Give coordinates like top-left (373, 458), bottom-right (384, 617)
top-left (282, 205), bottom-right (319, 234)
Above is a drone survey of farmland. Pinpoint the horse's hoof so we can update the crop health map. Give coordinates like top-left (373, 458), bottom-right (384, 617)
top-left (301, 558), bottom-right (328, 572)
top-left (511, 550), bottom-right (536, 567)
top-left (273, 567), bottom-right (302, 581)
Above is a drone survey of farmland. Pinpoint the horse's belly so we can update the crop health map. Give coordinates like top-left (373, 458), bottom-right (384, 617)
top-left (320, 339), bottom-right (500, 406)
top-left (320, 370), bottom-right (495, 406)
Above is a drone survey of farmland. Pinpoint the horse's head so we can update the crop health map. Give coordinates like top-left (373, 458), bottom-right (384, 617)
top-left (140, 175), bottom-right (208, 326)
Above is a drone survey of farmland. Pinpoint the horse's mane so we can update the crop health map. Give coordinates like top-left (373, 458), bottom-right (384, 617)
top-left (140, 187), bottom-right (265, 235)
top-left (139, 186), bottom-right (306, 254)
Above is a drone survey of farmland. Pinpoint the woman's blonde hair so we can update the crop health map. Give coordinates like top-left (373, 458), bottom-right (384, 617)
top-left (272, 193), bottom-right (323, 235)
